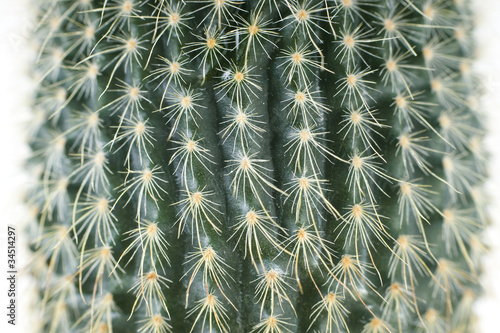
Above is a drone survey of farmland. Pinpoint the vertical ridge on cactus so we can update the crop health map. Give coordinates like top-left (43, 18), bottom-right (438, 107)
top-left (26, 0), bottom-right (487, 332)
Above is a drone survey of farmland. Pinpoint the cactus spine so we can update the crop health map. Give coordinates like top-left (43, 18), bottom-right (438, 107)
top-left (27, 0), bottom-right (486, 332)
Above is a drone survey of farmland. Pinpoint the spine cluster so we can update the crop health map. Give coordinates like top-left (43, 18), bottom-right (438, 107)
top-left (27, 0), bottom-right (486, 332)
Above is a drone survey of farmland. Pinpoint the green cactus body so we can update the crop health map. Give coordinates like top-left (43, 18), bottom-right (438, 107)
top-left (27, 0), bottom-right (486, 332)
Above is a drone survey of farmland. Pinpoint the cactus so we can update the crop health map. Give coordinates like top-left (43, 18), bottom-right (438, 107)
top-left (26, 0), bottom-right (487, 332)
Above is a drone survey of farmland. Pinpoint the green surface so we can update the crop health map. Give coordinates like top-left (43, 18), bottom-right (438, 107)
top-left (28, 0), bottom-right (486, 332)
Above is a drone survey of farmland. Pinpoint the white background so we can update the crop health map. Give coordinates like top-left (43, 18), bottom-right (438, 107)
top-left (0, 1), bottom-right (499, 332)
top-left (1, 0), bottom-right (38, 332)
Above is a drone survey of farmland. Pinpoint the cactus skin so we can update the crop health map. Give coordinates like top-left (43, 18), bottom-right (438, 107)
top-left (26, 0), bottom-right (487, 332)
